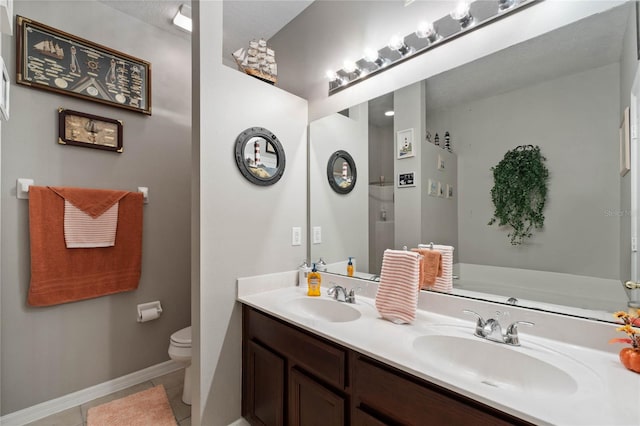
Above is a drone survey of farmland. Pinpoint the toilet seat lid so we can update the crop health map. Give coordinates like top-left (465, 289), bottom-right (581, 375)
top-left (170, 326), bottom-right (191, 346)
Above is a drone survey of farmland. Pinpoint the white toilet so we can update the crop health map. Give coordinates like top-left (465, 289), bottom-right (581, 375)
top-left (168, 326), bottom-right (192, 405)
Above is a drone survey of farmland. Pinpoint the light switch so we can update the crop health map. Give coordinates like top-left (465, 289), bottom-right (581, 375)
top-left (292, 227), bottom-right (302, 246)
top-left (313, 226), bottom-right (322, 244)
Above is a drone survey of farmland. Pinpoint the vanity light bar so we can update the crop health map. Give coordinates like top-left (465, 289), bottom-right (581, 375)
top-left (327, 0), bottom-right (539, 95)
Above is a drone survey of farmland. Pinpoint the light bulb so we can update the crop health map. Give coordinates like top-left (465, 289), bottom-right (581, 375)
top-left (416, 21), bottom-right (438, 43)
top-left (384, 111), bottom-right (395, 117)
top-left (343, 60), bottom-right (358, 74)
top-left (364, 48), bottom-right (386, 68)
top-left (364, 48), bottom-right (379, 63)
top-left (450, 1), bottom-right (473, 28)
top-left (388, 35), bottom-right (405, 52)
top-left (388, 35), bottom-right (412, 56)
top-left (325, 70), bottom-right (338, 81)
top-left (416, 21), bottom-right (435, 38)
top-left (450, 1), bottom-right (470, 20)
top-left (498, 0), bottom-right (516, 11)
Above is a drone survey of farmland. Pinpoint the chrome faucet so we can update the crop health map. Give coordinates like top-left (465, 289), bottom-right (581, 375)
top-left (327, 285), bottom-right (356, 303)
top-left (463, 310), bottom-right (534, 346)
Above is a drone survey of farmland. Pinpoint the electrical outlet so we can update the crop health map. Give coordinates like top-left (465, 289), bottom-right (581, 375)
top-left (292, 227), bottom-right (302, 246)
top-left (313, 226), bottom-right (322, 244)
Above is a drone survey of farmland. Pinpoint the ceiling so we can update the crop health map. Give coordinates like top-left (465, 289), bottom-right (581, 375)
top-left (98, 0), bottom-right (313, 61)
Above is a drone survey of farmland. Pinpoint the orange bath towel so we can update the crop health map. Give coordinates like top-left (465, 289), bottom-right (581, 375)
top-left (411, 248), bottom-right (442, 289)
top-left (27, 186), bottom-right (143, 307)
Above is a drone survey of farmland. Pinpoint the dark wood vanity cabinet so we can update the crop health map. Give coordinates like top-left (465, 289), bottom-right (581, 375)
top-left (242, 305), bottom-right (532, 426)
top-left (243, 305), bottom-right (348, 426)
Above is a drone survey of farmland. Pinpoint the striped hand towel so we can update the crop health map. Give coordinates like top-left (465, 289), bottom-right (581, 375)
top-left (64, 200), bottom-right (119, 248)
top-left (420, 244), bottom-right (454, 292)
top-left (375, 249), bottom-right (421, 324)
top-left (49, 187), bottom-right (129, 248)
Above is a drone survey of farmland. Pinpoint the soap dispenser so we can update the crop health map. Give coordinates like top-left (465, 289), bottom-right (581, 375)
top-left (347, 257), bottom-right (354, 277)
top-left (307, 263), bottom-right (321, 297)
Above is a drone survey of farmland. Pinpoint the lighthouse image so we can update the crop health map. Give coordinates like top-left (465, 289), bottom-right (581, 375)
top-left (254, 140), bottom-right (262, 166)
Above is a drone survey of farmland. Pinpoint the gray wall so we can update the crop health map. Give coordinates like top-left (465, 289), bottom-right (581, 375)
top-left (428, 63), bottom-right (620, 279)
top-left (196, 2), bottom-right (308, 424)
top-left (1, 0), bottom-right (191, 414)
top-left (420, 141), bottom-right (458, 261)
top-left (309, 104), bottom-right (369, 270)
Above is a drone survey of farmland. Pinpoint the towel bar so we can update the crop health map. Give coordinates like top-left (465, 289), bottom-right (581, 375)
top-left (16, 178), bottom-right (149, 203)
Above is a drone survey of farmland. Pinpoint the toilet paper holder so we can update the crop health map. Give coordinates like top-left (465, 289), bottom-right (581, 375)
top-left (137, 301), bottom-right (163, 322)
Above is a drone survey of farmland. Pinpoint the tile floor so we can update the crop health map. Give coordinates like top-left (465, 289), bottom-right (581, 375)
top-left (25, 369), bottom-right (191, 426)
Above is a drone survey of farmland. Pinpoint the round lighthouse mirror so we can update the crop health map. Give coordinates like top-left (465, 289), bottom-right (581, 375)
top-left (234, 127), bottom-right (286, 186)
top-left (327, 150), bottom-right (357, 194)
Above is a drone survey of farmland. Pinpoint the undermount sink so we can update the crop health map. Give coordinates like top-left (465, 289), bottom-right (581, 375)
top-left (284, 297), bottom-right (361, 323)
top-left (413, 333), bottom-right (580, 395)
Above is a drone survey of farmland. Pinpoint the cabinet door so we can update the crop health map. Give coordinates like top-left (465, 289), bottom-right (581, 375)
top-left (289, 368), bottom-right (345, 426)
top-left (245, 341), bottom-right (285, 426)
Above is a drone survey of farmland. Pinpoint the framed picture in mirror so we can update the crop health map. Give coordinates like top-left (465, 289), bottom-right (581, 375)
top-left (397, 128), bottom-right (415, 159)
top-left (427, 179), bottom-right (438, 196)
top-left (398, 171), bottom-right (415, 188)
top-left (446, 184), bottom-right (454, 199)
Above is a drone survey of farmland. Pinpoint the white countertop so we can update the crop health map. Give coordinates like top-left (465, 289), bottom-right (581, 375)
top-left (237, 272), bottom-right (640, 426)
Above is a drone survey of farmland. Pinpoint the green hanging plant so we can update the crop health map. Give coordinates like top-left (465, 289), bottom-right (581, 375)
top-left (488, 145), bottom-right (549, 245)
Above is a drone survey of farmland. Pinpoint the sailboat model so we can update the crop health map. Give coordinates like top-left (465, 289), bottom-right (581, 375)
top-left (232, 38), bottom-right (277, 85)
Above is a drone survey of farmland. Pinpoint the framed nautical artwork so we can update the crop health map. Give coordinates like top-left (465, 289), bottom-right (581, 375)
top-left (396, 128), bottom-right (415, 159)
top-left (58, 108), bottom-right (123, 153)
top-left (0, 56), bottom-right (9, 120)
top-left (16, 16), bottom-right (151, 115)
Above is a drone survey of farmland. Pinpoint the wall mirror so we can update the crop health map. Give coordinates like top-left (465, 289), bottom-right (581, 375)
top-left (309, 2), bottom-right (638, 323)
top-left (327, 150), bottom-right (357, 194)
top-left (234, 127), bottom-right (285, 186)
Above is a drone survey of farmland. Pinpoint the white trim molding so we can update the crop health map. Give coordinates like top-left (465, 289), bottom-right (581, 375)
top-left (0, 360), bottom-right (182, 425)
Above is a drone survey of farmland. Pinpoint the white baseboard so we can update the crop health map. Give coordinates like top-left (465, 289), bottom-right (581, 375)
top-left (228, 418), bottom-right (250, 426)
top-left (1, 360), bottom-right (183, 426)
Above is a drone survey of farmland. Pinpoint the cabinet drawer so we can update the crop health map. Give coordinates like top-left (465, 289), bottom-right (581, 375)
top-left (352, 407), bottom-right (391, 426)
top-left (353, 355), bottom-right (528, 426)
top-left (245, 306), bottom-right (347, 389)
